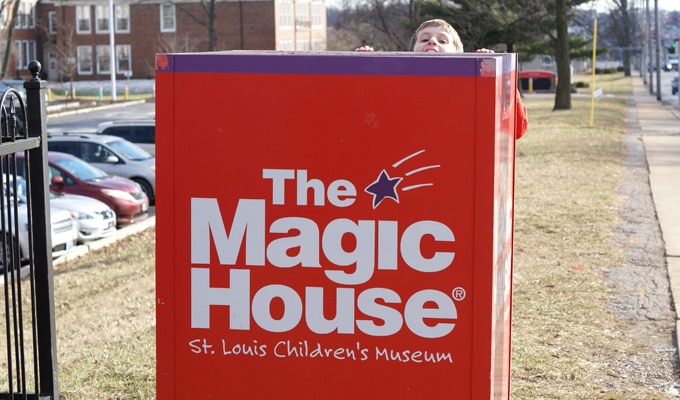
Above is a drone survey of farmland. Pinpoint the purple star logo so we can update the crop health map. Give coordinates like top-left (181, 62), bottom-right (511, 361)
top-left (365, 169), bottom-right (403, 208)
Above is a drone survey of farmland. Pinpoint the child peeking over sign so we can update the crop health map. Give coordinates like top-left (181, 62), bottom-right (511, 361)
top-left (356, 19), bottom-right (528, 140)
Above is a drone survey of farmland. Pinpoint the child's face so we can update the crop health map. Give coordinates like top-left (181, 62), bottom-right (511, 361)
top-left (413, 27), bottom-right (458, 53)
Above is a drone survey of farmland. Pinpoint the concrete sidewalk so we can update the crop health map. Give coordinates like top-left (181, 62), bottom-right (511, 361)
top-left (631, 76), bottom-right (680, 350)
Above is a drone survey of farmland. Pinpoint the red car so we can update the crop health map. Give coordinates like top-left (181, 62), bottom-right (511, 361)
top-left (16, 152), bottom-right (149, 227)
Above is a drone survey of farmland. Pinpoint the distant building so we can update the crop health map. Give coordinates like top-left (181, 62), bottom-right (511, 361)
top-left (5, 0), bottom-right (327, 81)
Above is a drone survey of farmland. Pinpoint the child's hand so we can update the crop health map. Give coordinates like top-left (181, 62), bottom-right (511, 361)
top-left (476, 48), bottom-right (494, 53)
top-left (355, 46), bottom-right (375, 52)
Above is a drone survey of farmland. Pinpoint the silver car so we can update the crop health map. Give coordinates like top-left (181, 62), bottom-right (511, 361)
top-left (47, 133), bottom-right (156, 204)
top-left (96, 119), bottom-right (155, 156)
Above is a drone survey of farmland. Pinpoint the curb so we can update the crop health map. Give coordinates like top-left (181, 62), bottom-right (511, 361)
top-left (46, 99), bottom-right (147, 118)
top-left (1, 217), bottom-right (155, 285)
top-left (53, 216), bottom-right (156, 266)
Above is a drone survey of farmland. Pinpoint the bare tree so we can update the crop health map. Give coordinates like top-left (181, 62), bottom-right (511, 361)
top-left (170, 0), bottom-right (218, 51)
top-left (330, 0), bottom-right (417, 51)
top-left (601, 0), bottom-right (641, 76)
top-left (143, 32), bottom-right (201, 76)
top-left (0, 0), bottom-right (21, 79)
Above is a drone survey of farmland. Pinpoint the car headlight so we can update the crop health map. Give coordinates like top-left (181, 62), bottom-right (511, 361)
top-left (101, 188), bottom-right (136, 202)
top-left (71, 211), bottom-right (95, 220)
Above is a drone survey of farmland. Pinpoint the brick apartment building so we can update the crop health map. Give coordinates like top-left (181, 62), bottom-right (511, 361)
top-left (7, 0), bottom-right (327, 81)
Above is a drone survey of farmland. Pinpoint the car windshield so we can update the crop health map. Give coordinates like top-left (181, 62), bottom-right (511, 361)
top-left (54, 156), bottom-right (110, 181)
top-left (107, 139), bottom-right (153, 161)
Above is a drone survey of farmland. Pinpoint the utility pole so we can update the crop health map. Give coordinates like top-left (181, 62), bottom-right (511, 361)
top-left (655, 0), bottom-right (661, 100)
top-left (647, 0), bottom-right (653, 93)
top-left (109, 0), bottom-right (117, 101)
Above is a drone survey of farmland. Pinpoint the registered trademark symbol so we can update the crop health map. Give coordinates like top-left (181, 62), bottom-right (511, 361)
top-left (451, 287), bottom-right (466, 301)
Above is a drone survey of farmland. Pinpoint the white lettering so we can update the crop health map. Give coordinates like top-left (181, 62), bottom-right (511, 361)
top-left (305, 287), bottom-right (355, 334)
top-left (262, 169), bottom-right (295, 205)
top-left (191, 198), bottom-right (264, 266)
top-left (405, 289), bottom-right (457, 338)
top-left (327, 179), bottom-right (356, 207)
top-left (190, 269), bottom-right (458, 338)
top-left (191, 268), bottom-right (250, 329)
top-left (252, 284), bottom-right (302, 333)
top-left (356, 288), bottom-right (402, 336)
top-left (267, 217), bottom-right (320, 268)
top-left (401, 221), bottom-right (455, 272)
top-left (296, 169), bottom-right (325, 206)
top-left (323, 219), bottom-right (375, 285)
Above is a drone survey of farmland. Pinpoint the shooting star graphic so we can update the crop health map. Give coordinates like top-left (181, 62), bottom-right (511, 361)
top-left (365, 149), bottom-right (440, 208)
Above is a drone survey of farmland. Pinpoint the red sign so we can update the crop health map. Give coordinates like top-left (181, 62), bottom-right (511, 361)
top-left (155, 51), bottom-right (517, 399)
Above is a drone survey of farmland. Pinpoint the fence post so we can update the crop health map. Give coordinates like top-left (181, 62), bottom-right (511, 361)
top-left (24, 60), bottom-right (59, 400)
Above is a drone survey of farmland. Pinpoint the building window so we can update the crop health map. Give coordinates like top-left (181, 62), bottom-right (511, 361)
top-left (76, 5), bottom-right (91, 34)
top-left (15, 1), bottom-right (34, 29)
top-left (160, 4), bottom-right (175, 32)
top-left (95, 5), bottom-right (110, 33)
top-left (279, 2), bottom-right (292, 29)
top-left (279, 40), bottom-right (293, 51)
top-left (48, 11), bottom-right (57, 34)
top-left (96, 45), bottom-right (111, 74)
top-left (296, 38), bottom-right (309, 51)
top-left (311, 3), bottom-right (323, 28)
top-left (312, 38), bottom-right (324, 51)
top-left (77, 46), bottom-right (93, 74)
top-left (115, 4), bottom-right (130, 33)
top-left (116, 45), bottom-right (131, 74)
top-left (541, 56), bottom-right (554, 67)
top-left (14, 40), bottom-right (35, 69)
top-left (295, 3), bottom-right (310, 29)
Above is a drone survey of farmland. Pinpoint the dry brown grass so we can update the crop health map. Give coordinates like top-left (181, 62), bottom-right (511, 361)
top-left (511, 74), bottom-right (677, 399)
top-left (53, 229), bottom-right (156, 399)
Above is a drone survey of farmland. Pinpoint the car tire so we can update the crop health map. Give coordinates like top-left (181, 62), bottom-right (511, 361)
top-left (133, 178), bottom-right (155, 206)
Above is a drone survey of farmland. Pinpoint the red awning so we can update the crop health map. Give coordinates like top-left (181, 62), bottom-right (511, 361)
top-left (519, 70), bottom-right (554, 79)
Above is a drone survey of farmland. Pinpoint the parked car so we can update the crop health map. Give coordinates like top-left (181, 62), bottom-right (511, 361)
top-left (672, 77), bottom-right (678, 95)
top-left (96, 119), bottom-right (155, 155)
top-left (13, 177), bottom-right (117, 244)
top-left (47, 133), bottom-right (156, 204)
top-left (1, 178), bottom-right (78, 268)
top-left (14, 152), bottom-right (149, 227)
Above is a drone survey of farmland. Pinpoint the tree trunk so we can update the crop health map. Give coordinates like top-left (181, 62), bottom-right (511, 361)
top-left (208, 0), bottom-right (216, 51)
top-left (553, 0), bottom-right (571, 110)
top-left (621, 0), bottom-right (632, 77)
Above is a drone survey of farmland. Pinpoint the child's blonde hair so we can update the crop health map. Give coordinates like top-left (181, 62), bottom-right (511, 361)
top-left (410, 19), bottom-right (464, 53)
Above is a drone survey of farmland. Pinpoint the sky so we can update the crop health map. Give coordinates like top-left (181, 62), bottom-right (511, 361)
top-left (326, 0), bottom-right (679, 12)
top-left (585, 0), bottom-right (679, 12)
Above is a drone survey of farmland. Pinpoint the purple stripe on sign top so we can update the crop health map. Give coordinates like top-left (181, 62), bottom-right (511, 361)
top-left (161, 51), bottom-right (496, 77)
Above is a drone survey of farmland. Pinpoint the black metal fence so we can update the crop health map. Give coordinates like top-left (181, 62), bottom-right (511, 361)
top-left (0, 61), bottom-right (58, 400)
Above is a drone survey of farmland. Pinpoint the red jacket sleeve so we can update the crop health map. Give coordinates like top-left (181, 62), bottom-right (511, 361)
top-left (515, 92), bottom-right (528, 140)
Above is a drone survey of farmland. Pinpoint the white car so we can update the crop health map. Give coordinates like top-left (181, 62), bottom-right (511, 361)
top-left (49, 192), bottom-right (117, 243)
top-left (13, 177), bottom-right (117, 244)
top-left (24, 203), bottom-right (79, 259)
top-left (0, 188), bottom-right (78, 268)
